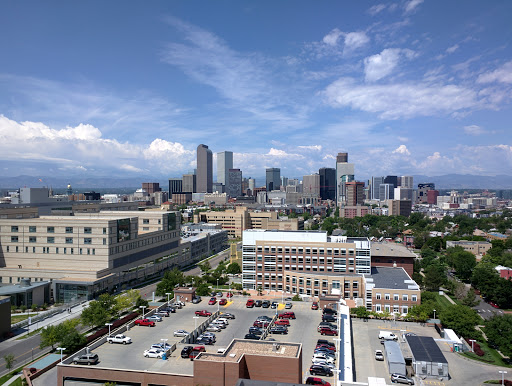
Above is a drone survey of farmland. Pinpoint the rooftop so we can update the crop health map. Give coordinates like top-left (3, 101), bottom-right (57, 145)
top-left (371, 243), bottom-right (415, 258)
top-left (365, 266), bottom-right (418, 290)
top-left (406, 335), bottom-right (448, 364)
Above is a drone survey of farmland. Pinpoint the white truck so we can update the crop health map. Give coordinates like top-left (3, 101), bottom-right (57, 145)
top-left (107, 334), bottom-right (132, 344)
top-left (378, 331), bottom-right (398, 340)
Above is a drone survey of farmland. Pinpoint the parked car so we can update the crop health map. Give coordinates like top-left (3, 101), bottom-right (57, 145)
top-left (278, 312), bottom-right (296, 319)
top-left (216, 317), bottom-right (229, 325)
top-left (375, 350), bottom-right (384, 361)
top-left (309, 364), bottom-right (333, 377)
top-left (285, 302), bottom-right (293, 309)
top-left (221, 312), bottom-right (235, 319)
top-left (206, 325), bottom-right (222, 332)
top-left (316, 343), bottom-right (335, 352)
top-left (134, 319), bottom-right (155, 327)
top-left (323, 308), bottom-right (337, 315)
top-left (211, 291), bottom-right (217, 297)
top-left (312, 360), bottom-right (335, 370)
top-left (379, 331), bottom-right (398, 340)
top-left (249, 327), bottom-right (264, 335)
top-left (311, 302), bottom-right (319, 310)
top-left (192, 296), bottom-right (202, 304)
top-left (390, 373), bottom-right (414, 385)
top-left (271, 301), bottom-right (278, 309)
top-left (314, 348), bottom-right (335, 358)
top-left (226, 292), bottom-right (233, 298)
top-left (489, 301), bottom-right (500, 309)
top-left (269, 326), bottom-right (288, 334)
top-left (274, 319), bottom-right (290, 326)
top-left (262, 300), bottom-right (270, 308)
top-left (244, 333), bottom-right (260, 340)
top-left (317, 339), bottom-right (335, 348)
top-left (173, 329), bottom-right (189, 337)
top-left (216, 292), bottom-right (223, 297)
top-left (189, 350), bottom-right (203, 360)
top-left (156, 310), bottom-right (170, 317)
top-left (162, 306), bottom-right (176, 313)
top-left (254, 300), bottom-right (263, 307)
top-left (107, 334), bottom-right (131, 344)
top-left (196, 337), bottom-right (214, 345)
top-left (201, 332), bottom-right (216, 340)
top-left (322, 314), bottom-right (336, 323)
top-left (253, 320), bottom-right (270, 328)
top-left (147, 315), bottom-right (163, 323)
top-left (317, 322), bottom-right (337, 332)
top-left (320, 327), bottom-right (338, 336)
top-left (197, 334), bottom-right (216, 343)
top-left (150, 342), bottom-right (172, 351)
top-left (256, 315), bottom-right (273, 321)
top-left (143, 348), bottom-right (165, 358)
top-left (305, 377), bottom-right (331, 386)
top-left (219, 298), bottom-right (227, 306)
top-left (246, 299), bottom-right (255, 308)
top-left (208, 297), bottom-right (217, 305)
top-left (312, 353), bottom-right (335, 364)
top-left (73, 353), bottom-right (99, 365)
top-left (195, 310), bottom-right (212, 317)
top-left (211, 322), bottom-right (226, 329)
top-left (181, 346), bottom-right (193, 358)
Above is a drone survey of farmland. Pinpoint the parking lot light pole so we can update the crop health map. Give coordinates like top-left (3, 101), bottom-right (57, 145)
top-left (140, 306), bottom-right (146, 318)
top-left (161, 338), bottom-right (168, 348)
top-left (166, 292), bottom-right (172, 305)
top-left (106, 323), bottom-right (113, 336)
top-left (499, 371), bottom-right (507, 385)
top-left (469, 339), bottom-right (476, 352)
top-left (193, 316), bottom-right (199, 330)
top-left (433, 309), bottom-right (436, 320)
top-left (217, 278), bottom-right (219, 292)
top-left (332, 368), bottom-right (341, 386)
top-left (57, 347), bottom-right (66, 363)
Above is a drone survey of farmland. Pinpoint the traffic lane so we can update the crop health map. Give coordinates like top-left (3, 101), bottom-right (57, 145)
top-left (474, 298), bottom-right (504, 320)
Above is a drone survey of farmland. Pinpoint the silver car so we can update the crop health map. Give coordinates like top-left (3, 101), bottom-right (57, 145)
top-left (285, 302), bottom-right (293, 309)
top-left (173, 329), bottom-right (189, 337)
top-left (390, 373), bottom-right (414, 385)
top-left (147, 315), bottom-right (163, 322)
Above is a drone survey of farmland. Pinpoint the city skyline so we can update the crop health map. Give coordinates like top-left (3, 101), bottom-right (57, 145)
top-left (0, 1), bottom-right (511, 180)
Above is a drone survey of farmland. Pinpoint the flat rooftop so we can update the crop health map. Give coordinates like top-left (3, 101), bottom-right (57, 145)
top-left (365, 266), bottom-right (417, 290)
top-left (371, 243), bottom-right (415, 258)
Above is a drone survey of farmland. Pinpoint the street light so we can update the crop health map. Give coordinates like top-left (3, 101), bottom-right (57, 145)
top-left (499, 370), bottom-right (507, 385)
top-left (166, 292), bottom-right (172, 305)
top-left (161, 338), bottom-right (168, 348)
top-left (217, 278), bottom-right (219, 292)
top-left (57, 347), bottom-right (66, 363)
top-left (433, 309), bottom-right (436, 320)
top-left (469, 339), bottom-right (476, 352)
top-left (193, 316), bottom-right (200, 330)
top-left (139, 306), bottom-right (146, 318)
top-left (106, 323), bottom-right (113, 336)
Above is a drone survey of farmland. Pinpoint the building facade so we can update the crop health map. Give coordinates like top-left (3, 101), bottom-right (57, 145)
top-left (319, 167), bottom-right (336, 201)
top-left (417, 183), bottom-right (435, 204)
top-left (227, 168), bottom-right (242, 198)
top-left (217, 151), bottom-right (233, 186)
top-left (266, 168), bottom-right (281, 192)
top-left (197, 144), bottom-right (213, 193)
top-left (336, 152), bottom-right (355, 204)
top-left (168, 178), bottom-right (183, 197)
top-left (182, 174), bottom-right (197, 193)
top-left (345, 181), bottom-right (365, 206)
top-left (303, 174), bottom-right (320, 196)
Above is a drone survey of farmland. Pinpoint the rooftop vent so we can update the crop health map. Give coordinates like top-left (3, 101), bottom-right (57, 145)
top-left (19, 278), bottom-right (31, 287)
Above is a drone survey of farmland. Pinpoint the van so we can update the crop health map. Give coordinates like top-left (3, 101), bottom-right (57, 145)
top-left (379, 331), bottom-right (398, 340)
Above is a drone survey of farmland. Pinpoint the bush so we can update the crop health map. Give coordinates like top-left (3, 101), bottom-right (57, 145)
top-left (20, 305), bottom-right (27, 312)
top-left (475, 347), bottom-right (485, 356)
top-left (292, 294), bottom-right (302, 301)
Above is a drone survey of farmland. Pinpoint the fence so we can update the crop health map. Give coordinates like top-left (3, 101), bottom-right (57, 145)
top-left (12, 298), bottom-right (87, 330)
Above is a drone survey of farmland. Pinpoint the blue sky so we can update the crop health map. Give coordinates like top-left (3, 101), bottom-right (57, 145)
top-left (0, 1), bottom-right (511, 182)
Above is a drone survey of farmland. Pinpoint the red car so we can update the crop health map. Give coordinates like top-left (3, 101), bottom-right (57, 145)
top-left (489, 301), bottom-right (500, 309)
top-left (219, 298), bottom-right (227, 306)
top-left (253, 321), bottom-right (270, 328)
top-left (311, 302), bottom-right (319, 310)
top-left (189, 346), bottom-right (206, 361)
top-left (316, 343), bottom-right (336, 351)
top-left (134, 319), bottom-right (155, 327)
top-left (208, 297), bottom-right (217, 305)
top-left (320, 327), bottom-right (337, 336)
top-left (226, 292), bottom-right (233, 298)
top-left (246, 299), bottom-right (255, 308)
top-left (274, 319), bottom-right (290, 326)
top-left (278, 312), bottom-right (296, 319)
top-left (195, 310), bottom-right (212, 317)
top-left (306, 377), bottom-right (331, 386)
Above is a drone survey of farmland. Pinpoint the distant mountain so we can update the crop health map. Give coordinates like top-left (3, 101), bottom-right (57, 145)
top-left (411, 174), bottom-right (512, 190)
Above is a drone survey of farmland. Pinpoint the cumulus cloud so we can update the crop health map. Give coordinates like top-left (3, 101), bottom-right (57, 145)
top-left (120, 164), bottom-right (146, 173)
top-left (298, 145), bottom-right (322, 151)
top-left (463, 125), bottom-right (487, 136)
top-left (477, 61), bottom-right (512, 84)
top-left (319, 29), bottom-right (370, 53)
top-left (344, 32), bottom-right (370, 51)
top-left (404, 0), bottom-right (424, 14)
top-left (364, 48), bottom-right (416, 82)
top-left (322, 29), bottom-right (343, 46)
top-left (393, 145), bottom-right (411, 156)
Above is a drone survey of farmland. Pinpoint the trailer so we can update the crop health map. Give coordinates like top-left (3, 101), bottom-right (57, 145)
top-left (383, 340), bottom-right (406, 376)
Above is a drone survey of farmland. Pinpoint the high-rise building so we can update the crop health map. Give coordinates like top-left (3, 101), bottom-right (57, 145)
top-left (266, 168), bottom-right (281, 192)
top-left (400, 176), bottom-right (414, 189)
top-left (182, 174), bottom-right (197, 193)
top-left (227, 169), bottom-right (242, 198)
top-left (319, 168), bottom-right (336, 201)
top-left (248, 178), bottom-right (255, 195)
top-left (394, 187), bottom-right (414, 201)
top-left (142, 183), bottom-right (161, 194)
top-left (217, 151), bottom-right (233, 186)
top-left (371, 176), bottom-right (384, 200)
top-left (417, 183), bottom-right (435, 204)
top-left (280, 176), bottom-right (288, 188)
top-left (168, 178), bottom-right (182, 197)
top-left (303, 174), bottom-right (320, 196)
top-left (345, 181), bottom-right (365, 206)
top-left (383, 175), bottom-right (398, 188)
top-left (427, 190), bottom-right (439, 205)
top-left (379, 183), bottom-right (394, 201)
top-left (389, 200), bottom-right (412, 217)
top-left (197, 144), bottom-right (213, 193)
top-left (336, 152), bottom-right (355, 204)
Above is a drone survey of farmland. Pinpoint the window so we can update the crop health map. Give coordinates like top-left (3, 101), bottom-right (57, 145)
top-left (84, 238), bottom-right (92, 244)
top-left (11, 236), bottom-right (18, 242)
top-left (29, 226), bottom-right (36, 232)
top-left (65, 227), bottom-right (73, 234)
top-left (11, 226), bottom-right (18, 232)
top-left (143, 219), bottom-right (149, 224)
top-left (376, 293), bottom-right (381, 300)
top-left (103, 238), bottom-right (106, 245)
top-left (103, 227), bottom-right (107, 234)
top-left (402, 294), bottom-right (408, 301)
top-left (47, 237), bottom-right (55, 243)
top-left (47, 226), bottom-right (55, 233)
top-left (29, 236), bottom-right (36, 243)
top-left (385, 293), bottom-right (390, 300)
top-left (65, 237), bottom-right (73, 244)
top-left (411, 295), bottom-right (417, 302)
top-left (394, 294), bottom-right (399, 301)
top-left (84, 227), bottom-right (92, 234)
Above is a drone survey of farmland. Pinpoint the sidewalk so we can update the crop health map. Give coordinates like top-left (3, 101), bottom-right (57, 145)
top-left (3, 372), bottom-right (21, 386)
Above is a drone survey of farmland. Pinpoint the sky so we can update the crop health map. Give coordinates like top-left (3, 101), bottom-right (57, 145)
top-left (0, 0), bottom-right (511, 182)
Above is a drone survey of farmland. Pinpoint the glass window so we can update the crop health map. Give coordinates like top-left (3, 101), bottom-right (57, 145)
top-left (376, 293), bottom-right (381, 300)
top-left (11, 226), bottom-right (18, 232)
top-left (65, 227), bottom-right (73, 234)
top-left (11, 236), bottom-right (18, 242)
top-left (143, 219), bottom-right (149, 224)
top-left (47, 226), bottom-right (55, 233)
top-left (65, 237), bottom-right (73, 244)
top-left (29, 226), bottom-right (36, 232)
top-left (29, 236), bottom-right (36, 243)
top-left (412, 295), bottom-right (417, 302)
top-left (385, 294), bottom-right (390, 300)
top-left (402, 294), bottom-right (408, 301)
top-left (84, 227), bottom-right (92, 234)
top-left (47, 237), bottom-right (55, 243)
top-left (103, 227), bottom-right (107, 234)
top-left (84, 238), bottom-right (92, 244)
top-left (394, 294), bottom-right (399, 301)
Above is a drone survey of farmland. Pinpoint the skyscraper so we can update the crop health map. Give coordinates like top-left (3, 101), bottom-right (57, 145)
top-left (417, 183), bottom-right (435, 203)
top-left (379, 183), bottom-right (394, 201)
top-left (319, 167), bottom-right (336, 201)
top-left (266, 168), bottom-right (281, 191)
top-left (227, 169), bottom-right (242, 198)
top-left (217, 151), bottom-right (233, 186)
top-left (371, 176), bottom-right (384, 200)
top-left (168, 178), bottom-right (182, 197)
top-left (197, 144), bottom-right (213, 193)
top-left (336, 152), bottom-right (355, 204)
top-left (303, 174), bottom-right (320, 196)
top-left (345, 181), bottom-right (365, 206)
top-left (383, 175), bottom-right (398, 188)
top-left (182, 174), bottom-right (196, 193)
top-left (400, 176), bottom-right (414, 189)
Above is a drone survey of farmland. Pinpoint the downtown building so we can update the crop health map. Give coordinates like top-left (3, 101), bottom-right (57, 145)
top-left (197, 144), bottom-right (213, 193)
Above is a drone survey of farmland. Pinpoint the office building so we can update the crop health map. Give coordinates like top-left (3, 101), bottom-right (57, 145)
top-left (319, 167), bottom-right (336, 201)
top-left (383, 176), bottom-right (398, 188)
top-left (340, 205), bottom-right (370, 219)
top-left (427, 190), bottom-right (439, 205)
top-left (247, 178), bottom-right (255, 195)
top-left (227, 169), bottom-right (242, 198)
top-left (212, 182), bottom-right (224, 193)
top-left (417, 183), bottom-right (435, 204)
top-left (336, 152), bottom-right (355, 204)
top-left (182, 174), bottom-right (197, 193)
top-left (168, 178), bottom-right (183, 197)
top-left (345, 181), bottom-right (365, 206)
top-left (280, 176), bottom-right (288, 188)
top-left (446, 240), bottom-right (492, 256)
top-left (142, 183), bottom-right (161, 194)
top-left (400, 176), bottom-right (414, 189)
top-left (394, 187), bottom-right (414, 201)
top-left (216, 151), bottom-right (233, 186)
top-left (266, 168), bottom-right (281, 192)
top-left (197, 144), bottom-right (213, 193)
top-left (371, 176), bottom-right (384, 201)
top-left (302, 174), bottom-right (320, 196)
top-left (379, 183), bottom-right (394, 201)
top-left (388, 200), bottom-right (412, 217)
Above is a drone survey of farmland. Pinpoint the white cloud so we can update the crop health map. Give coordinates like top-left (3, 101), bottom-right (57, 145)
top-left (344, 32), bottom-right (370, 52)
top-left (398, 136), bottom-right (409, 142)
top-left (323, 78), bottom-right (480, 119)
top-left (322, 29), bottom-right (343, 46)
top-left (120, 164), bottom-right (145, 173)
top-left (393, 145), bottom-right (411, 155)
top-left (463, 125), bottom-right (486, 136)
top-left (446, 44), bottom-right (459, 54)
top-left (477, 61), bottom-right (512, 84)
top-left (368, 4), bottom-right (387, 15)
top-left (267, 148), bottom-right (303, 158)
top-left (298, 145), bottom-right (322, 151)
top-left (404, 0), bottom-right (424, 14)
top-left (364, 48), bottom-right (415, 82)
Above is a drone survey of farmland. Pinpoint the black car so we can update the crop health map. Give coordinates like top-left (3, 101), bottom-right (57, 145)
top-left (309, 364), bottom-right (333, 377)
top-left (163, 306), bottom-right (176, 313)
top-left (262, 300), bottom-right (270, 308)
top-left (196, 337), bottom-right (214, 345)
top-left (244, 333), bottom-right (260, 340)
top-left (318, 322), bottom-right (337, 331)
top-left (317, 339), bottom-right (335, 348)
top-left (255, 300), bottom-right (263, 307)
top-left (181, 346), bottom-right (194, 358)
top-left (269, 326), bottom-right (288, 334)
top-left (323, 307), bottom-right (337, 315)
top-left (249, 327), bottom-right (264, 335)
top-left (257, 316), bottom-right (272, 321)
top-left (322, 314), bottom-right (336, 322)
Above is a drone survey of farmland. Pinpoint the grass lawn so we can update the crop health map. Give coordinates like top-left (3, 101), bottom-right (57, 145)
top-left (461, 339), bottom-right (512, 367)
top-left (11, 314), bottom-right (29, 324)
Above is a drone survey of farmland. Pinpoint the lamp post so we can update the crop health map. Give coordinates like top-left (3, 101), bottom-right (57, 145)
top-left (469, 339), bottom-right (476, 352)
top-left (139, 306), bottom-right (146, 318)
top-left (57, 347), bottom-right (66, 363)
top-left (217, 278), bottom-right (219, 292)
top-left (161, 338), bottom-right (168, 349)
top-left (166, 292), bottom-right (172, 306)
top-left (499, 370), bottom-right (507, 385)
top-left (193, 316), bottom-right (199, 330)
top-left (106, 323), bottom-right (113, 336)
top-left (433, 309), bottom-right (436, 320)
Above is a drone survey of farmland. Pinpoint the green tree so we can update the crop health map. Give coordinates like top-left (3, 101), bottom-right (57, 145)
top-left (485, 314), bottom-right (512, 357)
top-left (81, 300), bottom-right (110, 328)
top-left (423, 262), bottom-right (447, 292)
top-left (3, 353), bottom-right (15, 372)
top-left (292, 294), bottom-right (302, 301)
top-left (352, 306), bottom-right (370, 318)
top-left (135, 296), bottom-right (149, 310)
top-left (40, 325), bottom-right (60, 349)
top-left (461, 288), bottom-right (480, 307)
top-left (156, 268), bottom-right (185, 296)
top-left (198, 261), bottom-right (211, 273)
top-left (226, 262), bottom-right (241, 275)
top-left (60, 330), bottom-right (86, 353)
top-left (439, 305), bottom-right (480, 339)
top-left (196, 283), bottom-right (211, 296)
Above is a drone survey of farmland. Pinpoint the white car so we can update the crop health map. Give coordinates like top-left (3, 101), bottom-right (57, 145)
top-left (147, 315), bottom-right (163, 322)
top-left (216, 318), bottom-right (229, 325)
top-left (211, 322), bottom-right (226, 329)
top-left (173, 329), bottom-right (189, 337)
top-left (285, 302), bottom-right (293, 309)
top-left (206, 325), bottom-right (222, 332)
top-left (107, 334), bottom-right (132, 344)
top-left (312, 360), bottom-right (335, 370)
top-left (375, 350), bottom-right (384, 361)
top-left (143, 348), bottom-right (165, 358)
top-left (202, 332), bottom-right (216, 339)
top-left (151, 343), bottom-right (172, 351)
top-left (312, 353), bottom-right (335, 364)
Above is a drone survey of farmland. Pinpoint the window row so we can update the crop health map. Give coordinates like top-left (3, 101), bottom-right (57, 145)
top-left (10, 236), bottom-right (102, 245)
top-left (5, 245), bottom-right (96, 255)
top-left (10, 226), bottom-right (107, 234)
top-left (375, 293), bottom-right (417, 302)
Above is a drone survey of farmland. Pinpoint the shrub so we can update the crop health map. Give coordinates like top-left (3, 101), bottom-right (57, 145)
top-left (474, 347), bottom-right (485, 356)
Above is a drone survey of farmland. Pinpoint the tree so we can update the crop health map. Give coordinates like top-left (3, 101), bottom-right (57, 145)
top-left (292, 294), bottom-right (302, 301)
top-left (196, 283), bottom-right (211, 296)
top-left (461, 288), bottom-right (480, 307)
top-left (352, 306), bottom-right (370, 318)
top-left (198, 261), bottom-right (211, 274)
top-left (60, 330), bottom-right (86, 353)
top-left (485, 314), bottom-right (512, 357)
top-left (156, 268), bottom-right (185, 296)
top-left (81, 300), bottom-right (110, 328)
top-left (226, 262), bottom-right (241, 275)
top-left (3, 353), bottom-right (15, 372)
top-left (439, 305), bottom-right (481, 339)
top-left (135, 296), bottom-right (149, 310)
top-left (40, 325), bottom-right (59, 349)
top-left (424, 262), bottom-right (447, 292)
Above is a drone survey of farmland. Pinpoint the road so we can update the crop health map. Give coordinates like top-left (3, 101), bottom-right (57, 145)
top-left (473, 296), bottom-right (505, 320)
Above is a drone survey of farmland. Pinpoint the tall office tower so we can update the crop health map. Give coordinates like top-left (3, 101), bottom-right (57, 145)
top-left (336, 152), bottom-right (355, 204)
top-left (287, 178), bottom-right (299, 186)
top-left (371, 176), bottom-right (384, 200)
top-left (197, 144), bottom-right (213, 193)
top-left (379, 183), bottom-right (394, 201)
top-left (417, 183), bottom-right (435, 203)
top-left (281, 176), bottom-right (288, 187)
top-left (227, 169), bottom-right (242, 198)
top-left (303, 174), bottom-right (321, 195)
top-left (142, 183), bottom-right (161, 194)
top-left (400, 176), bottom-right (414, 189)
top-left (248, 178), bottom-right (255, 194)
top-left (217, 151), bottom-right (233, 186)
top-left (394, 187), bottom-right (414, 201)
top-left (345, 181), bottom-right (365, 206)
top-left (168, 178), bottom-right (182, 197)
top-left (319, 167), bottom-right (336, 201)
top-left (384, 175), bottom-right (398, 188)
top-left (212, 182), bottom-right (223, 193)
top-left (182, 174), bottom-right (197, 193)
top-left (427, 190), bottom-right (439, 205)
top-left (266, 168), bottom-right (281, 191)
